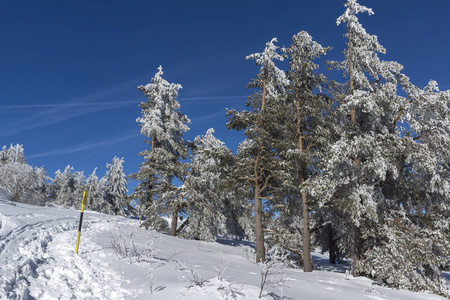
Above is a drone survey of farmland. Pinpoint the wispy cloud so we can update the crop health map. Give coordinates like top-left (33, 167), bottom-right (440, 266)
top-left (0, 85), bottom-right (245, 137)
top-left (28, 133), bottom-right (141, 159)
top-left (0, 74), bottom-right (145, 136)
top-left (0, 102), bottom-right (134, 137)
top-left (190, 111), bottom-right (226, 123)
top-left (179, 95), bottom-right (245, 104)
top-left (0, 100), bottom-right (138, 110)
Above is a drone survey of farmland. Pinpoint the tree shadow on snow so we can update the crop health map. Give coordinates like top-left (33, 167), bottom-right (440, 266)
top-left (311, 252), bottom-right (351, 274)
top-left (215, 237), bottom-right (256, 249)
top-left (267, 292), bottom-right (295, 300)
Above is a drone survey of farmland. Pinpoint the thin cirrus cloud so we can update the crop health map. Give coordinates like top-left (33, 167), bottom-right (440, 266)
top-left (0, 101), bottom-right (137, 137)
top-left (0, 92), bottom-right (244, 137)
top-left (179, 95), bottom-right (244, 105)
top-left (190, 111), bottom-right (227, 123)
top-left (28, 133), bottom-right (141, 159)
top-left (0, 75), bottom-right (146, 136)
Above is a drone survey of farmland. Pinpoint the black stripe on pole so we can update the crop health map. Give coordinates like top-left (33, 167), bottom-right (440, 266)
top-left (78, 212), bottom-right (84, 232)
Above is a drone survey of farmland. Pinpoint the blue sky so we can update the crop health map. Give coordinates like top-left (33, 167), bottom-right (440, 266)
top-left (1, 0), bottom-right (449, 190)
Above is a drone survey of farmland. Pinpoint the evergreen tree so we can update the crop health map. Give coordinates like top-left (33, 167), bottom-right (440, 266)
top-left (130, 66), bottom-right (190, 235)
top-left (180, 128), bottom-right (234, 241)
top-left (73, 170), bottom-right (86, 208)
top-left (319, 0), bottom-right (450, 294)
top-left (86, 168), bottom-right (107, 213)
top-left (0, 144), bottom-right (48, 205)
top-left (323, 0), bottom-right (403, 275)
top-left (52, 165), bottom-right (77, 207)
top-left (0, 144), bottom-right (26, 165)
top-left (227, 38), bottom-right (289, 262)
top-left (105, 157), bottom-right (131, 216)
top-left (276, 31), bottom-right (332, 271)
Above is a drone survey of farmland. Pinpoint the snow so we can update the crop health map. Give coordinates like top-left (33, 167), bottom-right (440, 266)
top-left (0, 199), bottom-right (447, 300)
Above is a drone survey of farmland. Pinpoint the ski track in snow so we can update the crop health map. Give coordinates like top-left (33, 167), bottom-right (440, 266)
top-left (0, 202), bottom-right (136, 300)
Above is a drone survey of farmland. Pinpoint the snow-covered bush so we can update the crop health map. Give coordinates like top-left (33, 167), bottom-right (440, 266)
top-left (257, 246), bottom-right (291, 298)
top-left (110, 230), bottom-right (158, 264)
top-left (176, 260), bottom-right (208, 288)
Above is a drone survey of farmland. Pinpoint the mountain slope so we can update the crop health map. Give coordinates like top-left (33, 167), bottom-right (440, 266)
top-left (0, 199), bottom-right (447, 300)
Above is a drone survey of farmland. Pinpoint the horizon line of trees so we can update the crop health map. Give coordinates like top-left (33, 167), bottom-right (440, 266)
top-left (0, 144), bottom-right (132, 216)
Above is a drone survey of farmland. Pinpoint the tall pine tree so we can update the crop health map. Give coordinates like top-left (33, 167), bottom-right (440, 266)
top-left (130, 66), bottom-right (190, 235)
top-left (227, 38), bottom-right (289, 262)
top-left (278, 31), bottom-right (332, 271)
top-left (319, 1), bottom-right (450, 294)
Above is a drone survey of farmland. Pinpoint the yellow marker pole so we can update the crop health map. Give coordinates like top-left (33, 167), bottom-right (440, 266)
top-left (75, 190), bottom-right (88, 254)
top-left (138, 204), bottom-right (141, 224)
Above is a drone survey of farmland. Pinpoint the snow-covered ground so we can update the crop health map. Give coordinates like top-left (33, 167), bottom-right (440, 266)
top-left (0, 199), bottom-right (448, 300)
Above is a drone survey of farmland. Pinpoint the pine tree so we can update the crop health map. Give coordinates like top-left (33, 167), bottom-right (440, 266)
top-left (130, 66), bottom-right (190, 235)
top-left (73, 170), bottom-right (86, 209)
top-left (179, 128), bottom-right (234, 241)
top-left (227, 38), bottom-right (289, 262)
top-left (86, 168), bottom-right (107, 213)
top-left (361, 79), bottom-right (450, 295)
top-left (321, 0), bottom-right (450, 294)
top-left (0, 144), bottom-right (48, 205)
top-left (105, 157), bottom-right (131, 216)
top-left (0, 144), bottom-right (26, 165)
top-left (323, 0), bottom-right (401, 275)
top-left (277, 31), bottom-right (332, 271)
top-left (52, 165), bottom-right (77, 207)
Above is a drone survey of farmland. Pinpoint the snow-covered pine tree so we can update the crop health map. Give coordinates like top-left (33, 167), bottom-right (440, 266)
top-left (0, 144), bottom-right (26, 165)
top-left (104, 156), bottom-right (131, 216)
top-left (227, 38), bottom-right (289, 262)
top-left (52, 165), bottom-right (77, 207)
top-left (321, 0), bottom-right (450, 294)
top-left (0, 144), bottom-right (48, 205)
top-left (130, 66), bottom-right (190, 235)
top-left (86, 168), bottom-right (107, 213)
top-left (73, 170), bottom-right (85, 209)
top-left (323, 0), bottom-right (404, 275)
top-left (179, 128), bottom-right (234, 241)
top-left (360, 79), bottom-right (450, 295)
top-left (274, 31), bottom-right (332, 272)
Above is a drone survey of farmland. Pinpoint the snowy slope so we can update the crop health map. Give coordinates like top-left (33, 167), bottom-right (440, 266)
top-left (0, 199), bottom-right (447, 300)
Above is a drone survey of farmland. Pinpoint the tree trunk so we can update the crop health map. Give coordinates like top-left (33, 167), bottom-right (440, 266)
top-left (170, 210), bottom-right (178, 236)
top-left (348, 33), bottom-right (363, 276)
top-left (328, 224), bottom-right (336, 264)
top-left (254, 184), bottom-right (265, 262)
top-left (352, 225), bottom-right (362, 276)
top-left (302, 191), bottom-right (313, 272)
top-left (296, 94), bottom-right (313, 272)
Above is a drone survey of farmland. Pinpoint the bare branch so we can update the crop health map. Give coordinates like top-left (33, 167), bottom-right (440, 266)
top-left (260, 175), bottom-right (273, 193)
top-left (239, 176), bottom-right (257, 182)
top-left (310, 221), bottom-right (332, 234)
top-left (323, 87), bottom-right (344, 104)
top-left (413, 128), bottom-right (438, 140)
top-left (393, 95), bottom-right (411, 125)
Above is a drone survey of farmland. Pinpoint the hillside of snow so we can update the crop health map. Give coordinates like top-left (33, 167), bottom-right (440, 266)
top-left (0, 199), bottom-right (447, 300)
